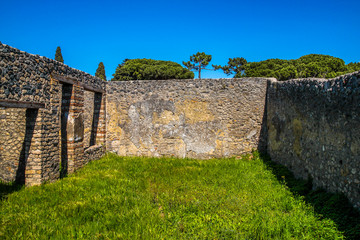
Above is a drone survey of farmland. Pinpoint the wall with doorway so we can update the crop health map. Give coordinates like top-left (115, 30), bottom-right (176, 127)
top-left (1, 43), bottom-right (360, 209)
top-left (0, 43), bottom-right (106, 186)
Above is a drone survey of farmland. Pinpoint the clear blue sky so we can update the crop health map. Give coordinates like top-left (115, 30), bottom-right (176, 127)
top-left (1, 0), bottom-right (359, 79)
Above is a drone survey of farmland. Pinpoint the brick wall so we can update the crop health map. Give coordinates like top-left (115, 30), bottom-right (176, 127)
top-left (0, 43), bottom-right (106, 185)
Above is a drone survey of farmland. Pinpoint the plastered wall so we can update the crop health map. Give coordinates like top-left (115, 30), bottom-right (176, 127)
top-left (106, 78), bottom-right (268, 159)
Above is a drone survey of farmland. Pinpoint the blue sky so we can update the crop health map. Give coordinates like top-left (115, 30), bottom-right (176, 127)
top-left (1, 0), bottom-right (359, 79)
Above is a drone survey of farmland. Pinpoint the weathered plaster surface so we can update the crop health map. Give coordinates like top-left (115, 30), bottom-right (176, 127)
top-left (106, 78), bottom-right (268, 159)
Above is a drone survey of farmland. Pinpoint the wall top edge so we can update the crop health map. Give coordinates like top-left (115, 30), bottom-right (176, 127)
top-left (0, 42), bottom-right (105, 85)
top-left (107, 77), bottom-right (275, 84)
top-left (272, 70), bottom-right (360, 84)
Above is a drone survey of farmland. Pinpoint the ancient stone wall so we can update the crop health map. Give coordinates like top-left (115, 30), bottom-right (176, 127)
top-left (84, 91), bottom-right (95, 149)
top-left (0, 43), bottom-right (104, 105)
top-left (83, 91), bottom-right (106, 149)
top-left (84, 145), bottom-right (106, 164)
top-left (267, 71), bottom-right (360, 208)
top-left (1, 43), bottom-right (360, 209)
top-left (0, 43), bottom-right (106, 185)
top-left (106, 78), bottom-right (268, 159)
top-left (0, 108), bottom-right (26, 182)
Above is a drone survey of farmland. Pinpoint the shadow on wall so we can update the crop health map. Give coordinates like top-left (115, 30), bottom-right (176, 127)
top-left (257, 81), bottom-right (269, 154)
top-left (16, 109), bottom-right (38, 185)
top-left (90, 92), bottom-right (102, 146)
top-left (61, 84), bottom-right (72, 178)
top-left (1, 109), bottom-right (38, 199)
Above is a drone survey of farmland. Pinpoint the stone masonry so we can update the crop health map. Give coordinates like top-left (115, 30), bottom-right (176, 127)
top-left (0, 43), bottom-right (359, 209)
top-left (267, 72), bottom-right (360, 208)
top-left (0, 108), bottom-right (26, 182)
top-left (0, 43), bottom-right (106, 185)
top-left (106, 78), bottom-right (268, 159)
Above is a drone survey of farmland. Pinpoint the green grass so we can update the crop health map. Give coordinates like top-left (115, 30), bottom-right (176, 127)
top-left (0, 152), bottom-right (355, 239)
top-left (260, 153), bottom-right (360, 240)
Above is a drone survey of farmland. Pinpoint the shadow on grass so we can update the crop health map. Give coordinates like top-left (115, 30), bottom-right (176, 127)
top-left (0, 182), bottom-right (24, 201)
top-left (258, 152), bottom-right (360, 240)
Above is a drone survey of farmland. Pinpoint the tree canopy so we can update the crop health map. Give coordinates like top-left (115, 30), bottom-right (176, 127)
top-left (95, 62), bottom-right (106, 81)
top-left (213, 57), bottom-right (247, 77)
top-left (55, 46), bottom-right (64, 63)
top-left (217, 54), bottom-right (360, 81)
top-left (111, 59), bottom-right (194, 81)
top-left (183, 52), bottom-right (212, 79)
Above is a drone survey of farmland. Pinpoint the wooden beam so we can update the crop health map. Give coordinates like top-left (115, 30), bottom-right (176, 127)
top-left (51, 73), bottom-right (105, 93)
top-left (0, 99), bottom-right (45, 109)
top-left (52, 74), bottom-right (75, 85)
top-left (83, 85), bottom-right (106, 94)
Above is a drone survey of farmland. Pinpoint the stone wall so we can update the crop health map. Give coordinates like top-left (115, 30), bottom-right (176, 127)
top-left (83, 91), bottom-right (106, 149)
top-left (106, 78), bottom-right (268, 159)
top-left (0, 43), bottom-right (106, 185)
top-left (0, 43), bottom-right (104, 105)
top-left (1, 43), bottom-right (360, 209)
top-left (84, 91), bottom-right (95, 149)
top-left (267, 71), bottom-right (360, 208)
top-left (84, 145), bottom-right (106, 164)
top-left (0, 108), bottom-right (26, 182)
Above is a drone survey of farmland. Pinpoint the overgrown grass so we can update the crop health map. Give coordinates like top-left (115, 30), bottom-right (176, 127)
top-left (0, 181), bottom-right (24, 201)
top-left (260, 153), bottom-right (360, 239)
top-left (0, 152), bottom-right (355, 239)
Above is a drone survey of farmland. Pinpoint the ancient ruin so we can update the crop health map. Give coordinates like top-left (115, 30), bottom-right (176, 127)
top-left (1, 43), bottom-right (359, 208)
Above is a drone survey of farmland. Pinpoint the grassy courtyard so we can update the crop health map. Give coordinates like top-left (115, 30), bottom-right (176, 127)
top-left (0, 152), bottom-right (358, 239)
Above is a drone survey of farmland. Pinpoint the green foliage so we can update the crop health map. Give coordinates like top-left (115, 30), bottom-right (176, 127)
top-left (55, 46), bottom-right (64, 63)
top-left (347, 62), bottom-right (360, 72)
top-left (183, 52), bottom-right (212, 79)
top-left (213, 57), bottom-right (247, 77)
top-left (111, 59), bottom-right (194, 81)
top-left (219, 54), bottom-right (359, 81)
top-left (95, 62), bottom-right (106, 81)
top-left (261, 152), bottom-right (360, 240)
top-left (0, 153), bottom-right (349, 239)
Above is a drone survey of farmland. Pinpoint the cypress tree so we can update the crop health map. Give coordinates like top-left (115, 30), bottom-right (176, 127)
top-left (95, 62), bottom-right (106, 81)
top-left (55, 46), bottom-right (64, 63)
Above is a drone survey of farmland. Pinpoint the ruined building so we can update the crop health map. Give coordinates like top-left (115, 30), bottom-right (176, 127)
top-left (1, 43), bottom-right (359, 208)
